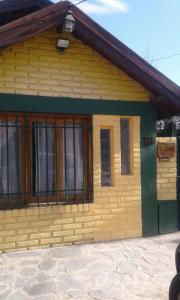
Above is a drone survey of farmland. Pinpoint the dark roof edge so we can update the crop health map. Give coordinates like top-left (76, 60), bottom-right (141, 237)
top-left (0, 0), bottom-right (53, 13)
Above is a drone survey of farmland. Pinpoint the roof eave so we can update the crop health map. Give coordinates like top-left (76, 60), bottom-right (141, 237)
top-left (0, 0), bottom-right (179, 117)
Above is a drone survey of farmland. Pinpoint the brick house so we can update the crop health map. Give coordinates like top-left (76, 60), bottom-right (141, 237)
top-left (0, 0), bottom-right (179, 252)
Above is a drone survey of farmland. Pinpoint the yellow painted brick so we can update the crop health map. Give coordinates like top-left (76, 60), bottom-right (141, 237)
top-left (17, 240), bottom-right (39, 248)
top-left (40, 237), bottom-right (62, 245)
top-left (0, 230), bottom-right (15, 237)
top-left (49, 225), bottom-right (62, 231)
top-left (29, 232), bottom-right (51, 240)
top-left (29, 72), bottom-right (50, 79)
top-left (23, 208), bottom-right (35, 216)
top-left (17, 216), bottom-right (40, 222)
top-left (75, 228), bottom-right (93, 235)
top-left (5, 82), bottom-right (28, 89)
top-left (63, 235), bottom-right (83, 243)
top-left (4, 70), bottom-right (27, 77)
top-left (52, 230), bottom-right (73, 237)
top-left (35, 207), bottom-right (51, 215)
top-left (5, 247), bottom-right (29, 253)
top-left (15, 209), bottom-right (27, 217)
top-left (5, 235), bottom-right (28, 243)
top-left (5, 222), bottom-right (28, 230)
top-left (0, 217), bottom-right (15, 224)
top-left (15, 65), bottom-right (37, 72)
top-left (83, 221), bottom-right (95, 228)
top-left (90, 215), bottom-right (101, 222)
top-left (29, 220), bottom-right (52, 227)
top-left (29, 84), bottom-right (50, 91)
top-left (17, 228), bottom-right (39, 235)
top-left (74, 216), bottom-right (93, 223)
top-left (63, 223), bottom-right (82, 230)
top-left (83, 204), bottom-right (91, 212)
top-left (51, 86), bottom-right (71, 93)
top-left (53, 218), bottom-right (73, 225)
top-left (1, 243), bottom-right (16, 250)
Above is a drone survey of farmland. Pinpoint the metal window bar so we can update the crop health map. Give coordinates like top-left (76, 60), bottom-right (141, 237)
top-left (89, 122), bottom-right (93, 202)
top-left (55, 115), bottom-right (58, 206)
top-left (82, 120), bottom-right (86, 203)
top-left (64, 118), bottom-right (67, 204)
top-left (25, 113), bottom-right (29, 208)
top-left (34, 116), bottom-right (40, 206)
top-left (16, 113), bottom-right (20, 208)
top-left (0, 113), bottom-right (93, 210)
top-left (45, 115), bottom-right (49, 206)
top-left (6, 113), bottom-right (10, 208)
top-left (73, 119), bottom-right (76, 202)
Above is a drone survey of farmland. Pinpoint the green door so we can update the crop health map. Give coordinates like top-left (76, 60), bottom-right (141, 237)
top-left (177, 136), bottom-right (180, 229)
top-left (158, 135), bottom-right (179, 234)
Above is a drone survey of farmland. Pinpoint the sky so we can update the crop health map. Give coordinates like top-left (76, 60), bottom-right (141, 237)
top-left (53, 0), bottom-right (180, 86)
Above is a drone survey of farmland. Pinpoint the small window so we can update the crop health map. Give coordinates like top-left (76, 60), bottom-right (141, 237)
top-left (120, 118), bottom-right (131, 175)
top-left (100, 129), bottom-right (111, 186)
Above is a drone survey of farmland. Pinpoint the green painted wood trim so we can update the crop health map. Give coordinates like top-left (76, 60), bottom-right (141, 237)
top-left (141, 112), bottom-right (158, 236)
top-left (0, 93), bottom-right (152, 115)
top-left (158, 200), bottom-right (177, 205)
top-left (177, 137), bottom-right (180, 229)
top-left (158, 200), bottom-right (178, 234)
top-left (0, 93), bottom-right (158, 236)
top-left (171, 123), bottom-right (177, 137)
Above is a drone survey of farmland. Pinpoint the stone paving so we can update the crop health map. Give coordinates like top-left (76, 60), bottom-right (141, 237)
top-left (0, 232), bottom-right (179, 300)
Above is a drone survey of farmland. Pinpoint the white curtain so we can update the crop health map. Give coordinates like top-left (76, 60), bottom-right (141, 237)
top-left (34, 123), bottom-right (55, 195)
top-left (75, 127), bottom-right (83, 191)
top-left (0, 121), bottom-right (19, 195)
top-left (64, 123), bottom-right (83, 193)
top-left (34, 121), bottom-right (83, 196)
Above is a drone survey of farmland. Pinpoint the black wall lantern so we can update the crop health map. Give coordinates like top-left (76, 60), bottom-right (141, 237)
top-left (63, 10), bottom-right (75, 33)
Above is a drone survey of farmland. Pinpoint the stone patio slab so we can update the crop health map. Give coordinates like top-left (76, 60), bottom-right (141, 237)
top-left (0, 232), bottom-right (179, 300)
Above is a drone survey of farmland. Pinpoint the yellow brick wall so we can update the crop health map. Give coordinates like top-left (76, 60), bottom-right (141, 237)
top-left (0, 29), bottom-right (151, 101)
top-left (157, 137), bottom-right (177, 201)
top-left (0, 115), bottom-right (142, 252)
top-left (0, 27), bottom-right (145, 252)
top-left (93, 115), bottom-right (142, 241)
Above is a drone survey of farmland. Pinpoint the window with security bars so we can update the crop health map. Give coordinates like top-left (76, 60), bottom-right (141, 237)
top-left (120, 118), bottom-right (131, 175)
top-left (0, 113), bottom-right (93, 210)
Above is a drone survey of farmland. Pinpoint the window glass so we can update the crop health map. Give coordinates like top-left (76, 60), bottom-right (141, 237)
top-left (100, 129), bottom-right (111, 186)
top-left (120, 119), bottom-right (131, 175)
top-left (0, 121), bottom-right (19, 195)
top-left (32, 122), bottom-right (55, 196)
top-left (63, 121), bottom-right (84, 200)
